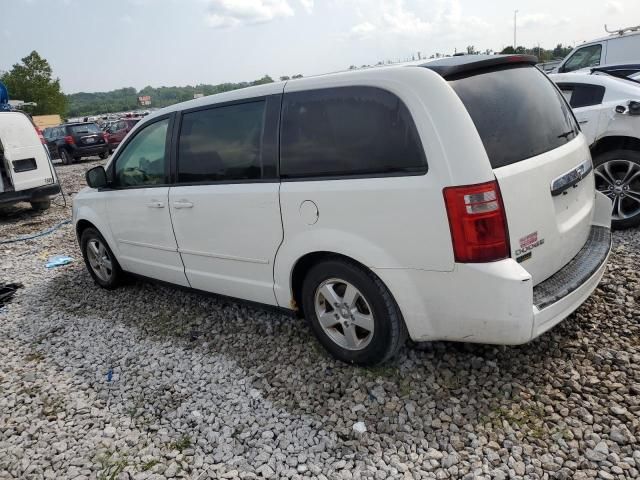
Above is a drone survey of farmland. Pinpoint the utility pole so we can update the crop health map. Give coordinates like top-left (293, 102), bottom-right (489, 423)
top-left (514, 10), bottom-right (519, 50)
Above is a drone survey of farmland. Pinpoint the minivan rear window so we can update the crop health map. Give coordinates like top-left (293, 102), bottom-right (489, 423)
top-left (69, 123), bottom-right (101, 135)
top-left (449, 65), bottom-right (578, 169)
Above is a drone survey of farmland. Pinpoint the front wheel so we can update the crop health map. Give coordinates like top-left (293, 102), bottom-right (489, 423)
top-left (593, 149), bottom-right (640, 229)
top-left (80, 228), bottom-right (123, 289)
top-left (301, 258), bottom-right (406, 365)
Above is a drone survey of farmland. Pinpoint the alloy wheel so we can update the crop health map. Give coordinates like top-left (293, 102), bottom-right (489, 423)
top-left (314, 278), bottom-right (374, 351)
top-left (594, 159), bottom-right (640, 220)
top-left (86, 239), bottom-right (113, 282)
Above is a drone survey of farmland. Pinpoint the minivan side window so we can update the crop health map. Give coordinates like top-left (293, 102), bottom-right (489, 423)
top-left (280, 86), bottom-right (427, 179)
top-left (562, 44), bottom-right (602, 73)
top-left (114, 118), bottom-right (169, 187)
top-left (177, 101), bottom-right (266, 183)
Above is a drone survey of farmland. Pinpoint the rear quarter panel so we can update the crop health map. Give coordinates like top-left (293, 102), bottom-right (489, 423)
top-left (274, 66), bottom-right (496, 309)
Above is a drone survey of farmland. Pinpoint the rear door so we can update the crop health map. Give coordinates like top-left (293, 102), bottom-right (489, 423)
top-left (0, 112), bottom-right (56, 192)
top-left (168, 96), bottom-right (283, 305)
top-left (449, 65), bottom-right (596, 285)
top-left (105, 114), bottom-right (189, 286)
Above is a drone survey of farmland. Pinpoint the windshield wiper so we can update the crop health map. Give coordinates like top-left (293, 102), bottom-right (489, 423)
top-left (557, 130), bottom-right (575, 139)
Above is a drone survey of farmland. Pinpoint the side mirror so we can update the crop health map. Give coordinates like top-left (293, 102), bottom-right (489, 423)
top-left (629, 101), bottom-right (640, 116)
top-left (86, 166), bottom-right (107, 189)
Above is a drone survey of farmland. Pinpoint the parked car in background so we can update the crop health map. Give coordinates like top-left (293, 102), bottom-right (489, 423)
top-left (75, 55), bottom-right (612, 365)
top-left (0, 111), bottom-right (60, 210)
top-left (591, 64), bottom-right (640, 81)
top-left (45, 122), bottom-right (109, 164)
top-left (550, 72), bottom-right (640, 229)
top-left (105, 118), bottom-right (140, 153)
top-left (553, 25), bottom-right (640, 73)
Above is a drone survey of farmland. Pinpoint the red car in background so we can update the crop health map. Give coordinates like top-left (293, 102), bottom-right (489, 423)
top-left (105, 118), bottom-right (140, 153)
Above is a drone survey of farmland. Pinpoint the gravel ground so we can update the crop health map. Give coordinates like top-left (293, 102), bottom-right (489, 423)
top-left (0, 158), bottom-right (639, 480)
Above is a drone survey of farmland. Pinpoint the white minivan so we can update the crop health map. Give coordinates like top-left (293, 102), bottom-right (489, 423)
top-left (74, 55), bottom-right (612, 365)
top-left (554, 26), bottom-right (640, 74)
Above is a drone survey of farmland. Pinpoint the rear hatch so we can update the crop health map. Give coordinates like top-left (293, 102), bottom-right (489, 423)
top-left (69, 123), bottom-right (105, 147)
top-left (445, 59), bottom-right (594, 285)
top-left (0, 112), bottom-right (56, 192)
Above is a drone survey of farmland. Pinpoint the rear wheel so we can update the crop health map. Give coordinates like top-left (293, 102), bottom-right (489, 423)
top-left (80, 227), bottom-right (123, 289)
top-left (301, 258), bottom-right (406, 365)
top-left (30, 199), bottom-right (51, 211)
top-left (593, 149), bottom-right (640, 229)
top-left (60, 149), bottom-right (73, 165)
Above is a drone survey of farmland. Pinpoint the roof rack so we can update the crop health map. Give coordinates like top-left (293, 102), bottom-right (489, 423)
top-left (605, 24), bottom-right (640, 35)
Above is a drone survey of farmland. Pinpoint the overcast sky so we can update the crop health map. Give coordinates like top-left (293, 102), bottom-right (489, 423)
top-left (1, 0), bottom-right (639, 93)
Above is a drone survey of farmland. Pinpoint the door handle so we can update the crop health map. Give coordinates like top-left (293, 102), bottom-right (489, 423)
top-left (173, 200), bottom-right (194, 209)
top-left (146, 200), bottom-right (165, 208)
top-left (578, 120), bottom-right (589, 125)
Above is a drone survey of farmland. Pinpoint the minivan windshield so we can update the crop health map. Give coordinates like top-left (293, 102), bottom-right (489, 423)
top-left (449, 65), bottom-right (579, 169)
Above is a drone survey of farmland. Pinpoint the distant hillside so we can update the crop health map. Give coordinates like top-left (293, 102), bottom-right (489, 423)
top-left (66, 75), bottom-right (279, 117)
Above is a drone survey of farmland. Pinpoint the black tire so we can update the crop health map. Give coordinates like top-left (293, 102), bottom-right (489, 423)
top-left (80, 227), bottom-right (123, 289)
top-left (593, 149), bottom-right (640, 230)
top-left (99, 152), bottom-right (108, 160)
top-left (301, 257), bottom-right (407, 365)
top-left (60, 149), bottom-right (73, 165)
top-left (30, 199), bottom-right (51, 211)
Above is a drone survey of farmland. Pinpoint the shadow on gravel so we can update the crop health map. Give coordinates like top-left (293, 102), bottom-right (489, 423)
top-left (34, 265), bottom-right (629, 446)
top-left (0, 203), bottom-right (51, 228)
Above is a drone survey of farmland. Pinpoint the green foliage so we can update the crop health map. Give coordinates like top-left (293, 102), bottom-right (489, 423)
top-left (500, 44), bottom-right (573, 62)
top-left (66, 74), bottom-right (289, 117)
top-left (1, 51), bottom-right (66, 115)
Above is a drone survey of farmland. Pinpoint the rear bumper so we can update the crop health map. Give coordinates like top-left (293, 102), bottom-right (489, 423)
top-left (0, 183), bottom-right (61, 205)
top-left (69, 144), bottom-right (109, 157)
top-left (531, 226), bottom-right (611, 337)
top-left (375, 194), bottom-right (612, 345)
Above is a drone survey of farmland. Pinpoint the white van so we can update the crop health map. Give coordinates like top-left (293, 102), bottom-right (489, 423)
top-left (0, 111), bottom-right (60, 210)
top-left (555, 26), bottom-right (640, 74)
top-left (74, 55), bottom-right (612, 365)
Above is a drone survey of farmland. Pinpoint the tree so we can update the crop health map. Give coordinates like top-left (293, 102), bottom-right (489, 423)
top-left (1, 51), bottom-right (66, 115)
top-left (280, 75), bottom-right (291, 81)
top-left (251, 75), bottom-right (274, 86)
top-left (292, 74), bottom-right (303, 79)
top-left (466, 45), bottom-right (476, 55)
top-left (500, 46), bottom-right (516, 54)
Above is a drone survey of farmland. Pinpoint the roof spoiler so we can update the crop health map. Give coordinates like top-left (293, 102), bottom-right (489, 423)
top-left (421, 55), bottom-right (538, 79)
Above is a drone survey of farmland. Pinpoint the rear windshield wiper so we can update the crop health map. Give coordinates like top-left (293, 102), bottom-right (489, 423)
top-left (557, 130), bottom-right (576, 140)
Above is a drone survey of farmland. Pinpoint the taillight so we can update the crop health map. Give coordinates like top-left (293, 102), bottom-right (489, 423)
top-left (64, 135), bottom-right (75, 145)
top-left (443, 180), bottom-right (510, 263)
top-left (35, 127), bottom-right (45, 145)
top-left (102, 133), bottom-right (109, 141)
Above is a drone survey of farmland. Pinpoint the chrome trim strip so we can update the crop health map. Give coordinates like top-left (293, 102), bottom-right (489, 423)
top-left (118, 239), bottom-right (178, 252)
top-left (178, 248), bottom-right (269, 264)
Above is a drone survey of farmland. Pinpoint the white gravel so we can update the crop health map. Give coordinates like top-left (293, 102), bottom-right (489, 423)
top-left (0, 158), bottom-right (639, 480)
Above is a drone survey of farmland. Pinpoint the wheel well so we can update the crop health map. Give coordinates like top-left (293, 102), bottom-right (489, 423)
top-left (290, 251), bottom-right (372, 313)
top-left (591, 136), bottom-right (640, 157)
top-left (75, 219), bottom-right (97, 242)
